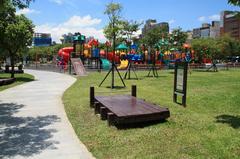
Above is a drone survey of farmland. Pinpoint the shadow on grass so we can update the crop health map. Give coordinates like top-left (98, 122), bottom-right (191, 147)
top-left (15, 77), bottom-right (34, 82)
top-left (105, 86), bottom-right (127, 90)
top-left (192, 69), bottom-right (218, 73)
top-left (0, 102), bottom-right (60, 158)
top-left (216, 114), bottom-right (240, 129)
top-left (116, 119), bottom-right (168, 130)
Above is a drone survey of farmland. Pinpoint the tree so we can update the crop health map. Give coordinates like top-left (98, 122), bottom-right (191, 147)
top-left (169, 28), bottom-right (188, 51)
top-left (191, 38), bottom-right (223, 63)
top-left (120, 20), bottom-right (142, 50)
top-left (103, 2), bottom-right (123, 45)
top-left (228, 0), bottom-right (240, 17)
top-left (0, 0), bottom-right (33, 10)
top-left (141, 27), bottom-right (162, 48)
top-left (0, 5), bottom-right (34, 77)
top-left (228, 0), bottom-right (240, 6)
top-left (218, 34), bottom-right (240, 57)
top-left (99, 2), bottom-right (126, 88)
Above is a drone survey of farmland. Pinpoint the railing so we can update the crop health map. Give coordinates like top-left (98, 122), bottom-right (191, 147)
top-left (24, 63), bottom-right (70, 74)
top-left (23, 62), bottom-right (240, 74)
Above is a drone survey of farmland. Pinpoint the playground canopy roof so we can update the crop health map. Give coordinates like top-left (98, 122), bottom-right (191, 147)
top-left (116, 43), bottom-right (128, 50)
top-left (73, 35), bottom-right (85, 41)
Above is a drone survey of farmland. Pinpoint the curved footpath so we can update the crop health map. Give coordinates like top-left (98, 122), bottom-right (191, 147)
top-left (0, 70), bottom-right (94, 159)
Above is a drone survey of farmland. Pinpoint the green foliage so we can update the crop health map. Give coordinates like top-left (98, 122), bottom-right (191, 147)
top-left (28, 43), bottom-right (72, 60)
top-left (103, 2), bottom-right (123, 45)
top-left (192, 36), bottom-right (240, 63)
top-left (192, 38), bottom-right (221, 62)
top-left (0, 0), bottom-right (34, 11)
top-left (228, 0), bottom-right (240, 6)
top-left (1, 15), bottom-right (34, 53)
top-left (140, 27), bottom-right (164, 48)
top-left (0, 3), bottom-right (34, 77)
top-left (121, 20), bottom-right (142, 43)
top-left (218, 34), bottom-right (240, 57)
top-left (169, 28), bottom-right (188, 50)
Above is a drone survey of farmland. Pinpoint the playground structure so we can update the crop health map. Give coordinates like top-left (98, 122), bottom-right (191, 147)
top-left (56, 32), bottom-right (217, 76)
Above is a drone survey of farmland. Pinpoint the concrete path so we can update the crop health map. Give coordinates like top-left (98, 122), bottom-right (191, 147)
top-left (0, 70), bottom-right (94, 159)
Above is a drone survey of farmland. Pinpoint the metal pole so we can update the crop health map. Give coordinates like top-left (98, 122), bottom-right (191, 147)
top-left (112, 21), bottom-right (115, 89)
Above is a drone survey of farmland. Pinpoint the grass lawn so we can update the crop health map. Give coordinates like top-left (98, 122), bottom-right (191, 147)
top-left (63, 69), bottom-right (240, 159)
top-left (0, 73), bottom-right (34, 91)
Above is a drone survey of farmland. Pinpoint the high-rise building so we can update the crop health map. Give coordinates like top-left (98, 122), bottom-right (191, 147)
top-left (193, 22), bottom-right (220, 39)
top-left (210, 21), bottom-right (220, 38)
top-left (33, 33), bottom-right (52, 46)
top-left (200, 23), bottom-right (211, 38)
top-left (192, 28), bottom-right (201, 39)
top-left (141, 19), bottom-right (169, 37)
top-left (220, 11), bottom-right (240, 39)
top-left (186, 31), bottom-right (193, 43)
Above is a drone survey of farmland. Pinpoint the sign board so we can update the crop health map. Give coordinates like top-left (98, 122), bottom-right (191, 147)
top-left (71, 58), bottom-right (87, 76)
top-left (173, 62), bottom-right (188, 106)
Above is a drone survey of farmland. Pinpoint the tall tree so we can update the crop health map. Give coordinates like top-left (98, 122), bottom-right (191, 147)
top-left (103, 2), bottom-right (123, 46)
top-left (99, 2), bottom-right (126, 88)
top-left (0, 5), bottom-right (34, 77)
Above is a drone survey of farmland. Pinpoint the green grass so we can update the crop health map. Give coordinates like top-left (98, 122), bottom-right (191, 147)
top-left (0, 73), bottom-right (34, 91)
top-left (63, 69), bottom-right (240, 159)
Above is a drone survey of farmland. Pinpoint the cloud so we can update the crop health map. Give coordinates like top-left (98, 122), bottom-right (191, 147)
top-left (63, 15), bottom-right (101, 27)
top-left (16, 8), bottom-right (40, 15)
top-left (35, 15), bottom-right (106, 43)
top-left (198, 14), bottom-right (220, 22)
top-left (49, 0), bottom-right (64, 5)
top-left (168, 19), bottom-right (175, 24)
top-left (209, 14), bottom-right (220, 21)
top-left (49, 0), bottom-right (101, 5)
top-left (198, 16), bottom-right (206, 22)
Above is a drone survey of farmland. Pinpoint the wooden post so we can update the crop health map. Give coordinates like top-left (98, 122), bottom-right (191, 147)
top-left (100, 107), bottom-right (108, 120)
top-left (131, 85), bottom-right (137, 97)
top-left (90, 87), bottom-right (95, 108)
top-left (107, 112), bottom-right (115, 126)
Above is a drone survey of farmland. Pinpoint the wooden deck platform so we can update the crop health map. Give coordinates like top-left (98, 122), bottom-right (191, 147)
top-left (90, 86), bottom-right (170, 126)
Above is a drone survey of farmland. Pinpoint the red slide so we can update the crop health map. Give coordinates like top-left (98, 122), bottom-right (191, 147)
top-left (58, 47), bottom-right (74, 64)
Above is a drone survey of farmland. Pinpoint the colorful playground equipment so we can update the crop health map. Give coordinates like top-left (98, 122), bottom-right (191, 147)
top-left (117, 59), bottom-right (129, 69)
top-left (57, 47), bottom-right (74, 68)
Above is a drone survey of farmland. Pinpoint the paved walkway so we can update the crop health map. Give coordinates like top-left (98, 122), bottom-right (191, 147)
top-left (0, 70), bottom-right (94, 159)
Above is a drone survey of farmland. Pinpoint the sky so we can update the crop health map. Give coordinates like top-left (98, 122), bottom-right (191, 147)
top-left (16, 0), bottom-right (240, 43)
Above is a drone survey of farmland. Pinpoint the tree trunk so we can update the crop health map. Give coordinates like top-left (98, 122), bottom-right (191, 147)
top-left (10, 53), bottom-right (15, 78)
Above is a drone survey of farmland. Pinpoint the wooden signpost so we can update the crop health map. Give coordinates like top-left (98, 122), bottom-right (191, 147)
top-left (173, 62), bottom-right (188, 106)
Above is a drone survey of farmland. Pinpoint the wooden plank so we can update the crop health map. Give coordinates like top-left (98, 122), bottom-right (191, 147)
top-left (95, 95), bottom-right (169, 117)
